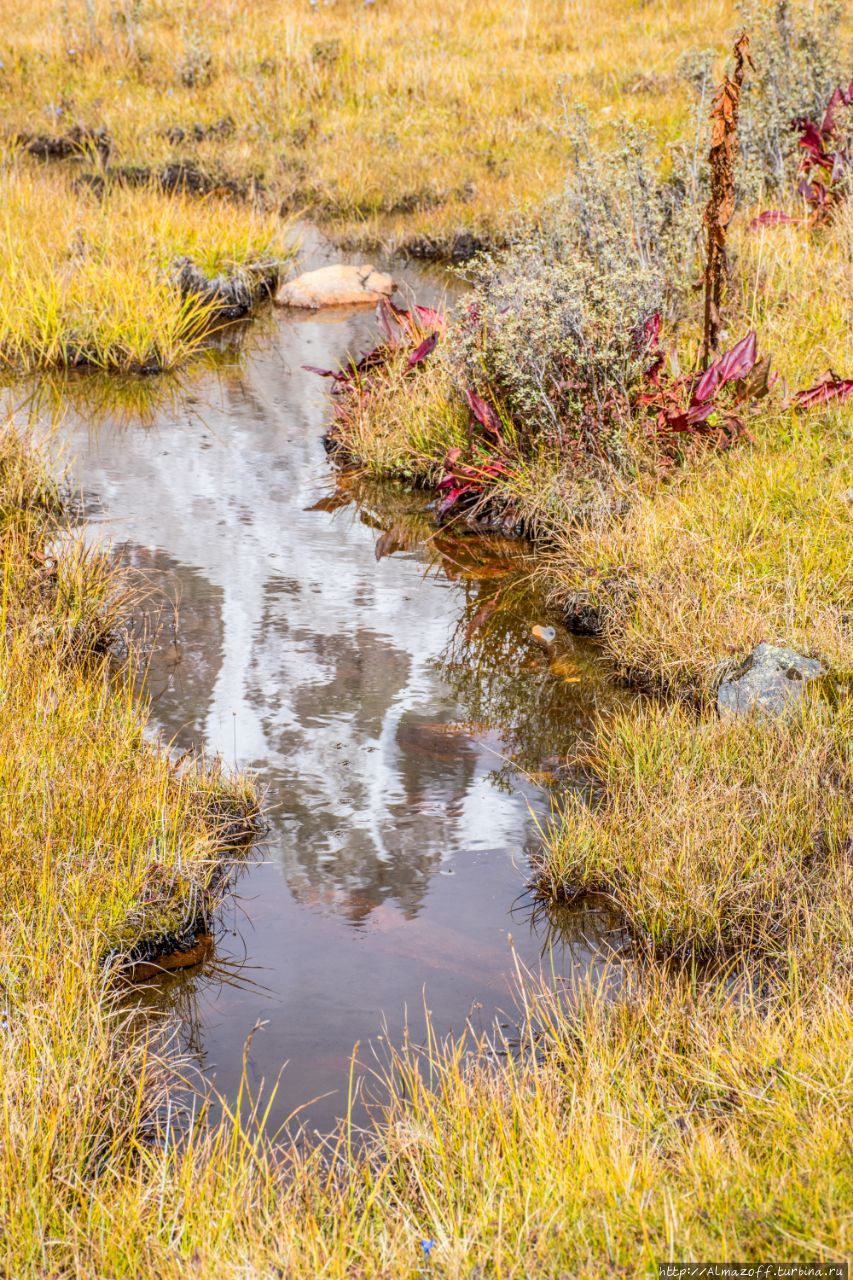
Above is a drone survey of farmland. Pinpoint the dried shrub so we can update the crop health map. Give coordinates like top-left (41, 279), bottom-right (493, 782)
top-left (700, 32), bottom-right (752, 365)
top-left (178, 29), bottom-right (214, 88)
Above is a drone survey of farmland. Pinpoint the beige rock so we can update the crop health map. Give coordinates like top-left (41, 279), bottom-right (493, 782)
top-left (274, 263), bottom-right (395, 309)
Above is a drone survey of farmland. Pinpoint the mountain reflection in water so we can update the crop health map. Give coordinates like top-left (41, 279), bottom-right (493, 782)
top-left (29, 254), bottom-right (634, 1134)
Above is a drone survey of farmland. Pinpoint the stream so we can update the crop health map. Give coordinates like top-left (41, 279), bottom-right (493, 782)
top-left (32, 239), bottom-right (634, 1136)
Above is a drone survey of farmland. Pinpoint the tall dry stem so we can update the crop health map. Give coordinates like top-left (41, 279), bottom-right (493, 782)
top-left (700, 31), bottom-right (753, 366)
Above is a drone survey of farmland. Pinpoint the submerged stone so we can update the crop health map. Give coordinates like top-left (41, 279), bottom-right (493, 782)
top-left (531, 624), bottom-right (557, 649)
top-left (716, 642), bottom-right (824, 718)
top-left (274, 263), bottom-right (395, 309)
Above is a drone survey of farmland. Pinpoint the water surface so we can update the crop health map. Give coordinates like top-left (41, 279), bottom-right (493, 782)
top-left (43, 246), bottom-right (631, 1134)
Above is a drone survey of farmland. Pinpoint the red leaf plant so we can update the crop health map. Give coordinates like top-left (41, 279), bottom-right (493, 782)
top-left (436, 389), bottom-right (511, 521)
top-left (304, 298), bottom-right (444, 442)
top-left (636, 320), bottom-right (773, 451)
top-left (788, 371), bottom-right (853, 410)
top-left (438, 319), bottom-right (776, 524)
top-left (751, 78), bottom-right (853, 230)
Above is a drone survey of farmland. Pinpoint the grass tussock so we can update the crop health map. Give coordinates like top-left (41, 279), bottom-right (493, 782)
top-left (330, 353), bottom-right (468, 483)
top-left (0, 159), bottom-right (289, 372)
top-left (540, 694), bottom-right (851, 963)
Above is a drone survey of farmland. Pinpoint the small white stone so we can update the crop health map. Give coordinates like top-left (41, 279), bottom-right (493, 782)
top-left (274, 264), bottom-right (395, 309)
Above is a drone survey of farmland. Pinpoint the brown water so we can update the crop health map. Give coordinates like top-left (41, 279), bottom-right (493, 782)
top-left (43, 240), bottom-right (632, 1135)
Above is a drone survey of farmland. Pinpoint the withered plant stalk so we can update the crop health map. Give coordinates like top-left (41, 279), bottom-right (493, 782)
top-left (700, 31), bottom-right (753, 367)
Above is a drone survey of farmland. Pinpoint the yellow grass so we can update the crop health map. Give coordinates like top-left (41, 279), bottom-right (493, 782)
top-left (0, 159), bottom-right (289, 372)
top-left (540, 694), bottom-right (851, 962)
top-left (1, 396), bottom-right (850, 1277)
top-left (1, 0), bottom-right (737, 252)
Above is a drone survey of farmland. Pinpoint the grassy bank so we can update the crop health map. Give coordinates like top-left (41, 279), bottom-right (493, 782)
top-left (539, 694), bottom-right (851, 963)
top-left (1, 0), bottom-right (736, 255)
top-left (0, 159), bottom-right (289, 372)
top-left (544, 208), bottom-right (852, 699)
top-left (1, 431), bottom-right (849, 1274)
top-left (0, 422), bottom-right (259, 1272)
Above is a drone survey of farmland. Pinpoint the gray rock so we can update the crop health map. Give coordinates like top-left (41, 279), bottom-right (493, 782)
top-left (172, 256), bottom-right (278, 319)
top-left (717, 643), bottom-right (824, 718)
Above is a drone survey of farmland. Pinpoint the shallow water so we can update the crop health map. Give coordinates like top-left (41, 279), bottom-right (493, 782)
top-left (39, 242), bottom-right (632, 1135)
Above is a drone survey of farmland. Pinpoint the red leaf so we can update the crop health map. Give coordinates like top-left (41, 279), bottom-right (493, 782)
top-left (634, 311), bottom-right (662, 356)
top-left (406, 332), bottom-right (438, 369)
top-left (821, 79), bottom-right (853, 136)
top-left (414, 305), bottom-right (446, 331)
top-left (464, 389), bottom-right (503, 439)
top-left (693, 332), bottom-right (758, 403)
top-left (714, 330), bottom-right (758, 386)
top-left (692, 361), bottom-right (722, 405)
top-left (797, 120), bottom-right (834, 172)
top-left (437, 485), bottom-right (473, 519)
top-left (644, 312), bottom-right (662, 347)
top-left (790, 372), bottom-right (853, 409)
top-left (664, 401), bottom-right (717, 433)
top-left (749, 210), bottom-right (803, 230)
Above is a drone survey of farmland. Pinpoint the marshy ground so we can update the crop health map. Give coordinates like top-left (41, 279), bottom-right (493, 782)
top-left (0, 1), bottom-right (850, 1277)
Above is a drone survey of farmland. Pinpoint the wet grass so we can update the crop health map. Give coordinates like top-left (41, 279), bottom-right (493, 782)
top-left (0, 159), bottom-right (291, 372)
top-left (539, 694), bottom-right (851, 965)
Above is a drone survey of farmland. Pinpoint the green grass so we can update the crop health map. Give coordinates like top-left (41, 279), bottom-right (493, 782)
top-left (539, 694), bottom-right (851, 964)
top-left (0, 159), bottom-right (291, 372)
